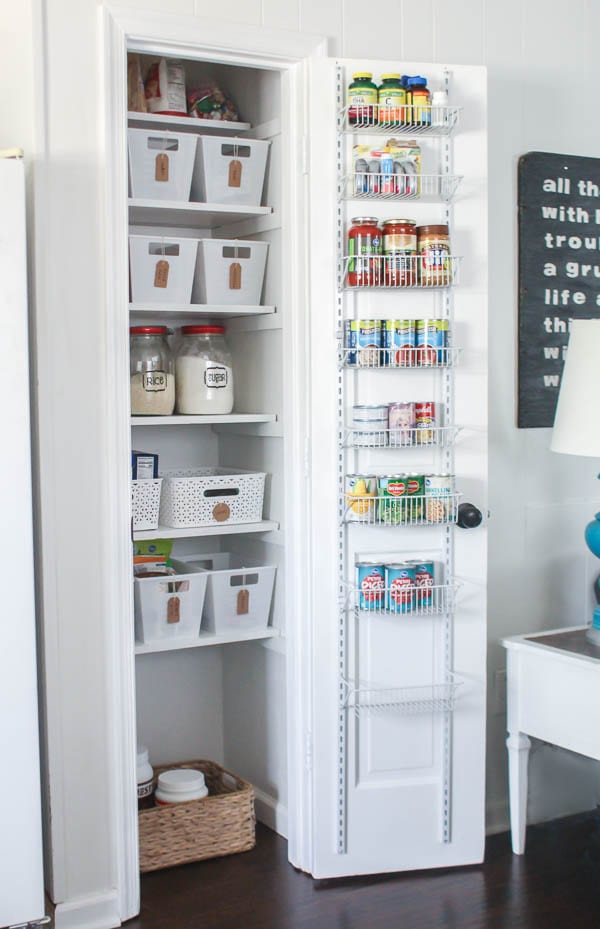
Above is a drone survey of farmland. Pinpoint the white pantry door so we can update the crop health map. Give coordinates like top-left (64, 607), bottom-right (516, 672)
top-left (0, 157), bottom-right (45, 927)
top-left (307, 58), bottom-right (488, 878)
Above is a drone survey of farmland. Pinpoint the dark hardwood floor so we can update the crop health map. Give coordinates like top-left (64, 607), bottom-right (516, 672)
top-left (129, 813), bottom-right (600, 929)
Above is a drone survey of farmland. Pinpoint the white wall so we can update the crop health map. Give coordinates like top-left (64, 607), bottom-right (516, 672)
top-left (5, 0), bottom-right (600, 919)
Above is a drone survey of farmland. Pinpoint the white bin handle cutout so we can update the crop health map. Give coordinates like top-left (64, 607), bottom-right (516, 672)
top-left (221, 144), bottom-right (251, 158)
top-left (203, 487), bottom-right (240, 498)
top-left (222, 246), bottom-right (251, 260)
top-left (149, 242), bottom-right (180, 256)
top-left (230, 573), bottom-right (259, 587)
top-left (147, 137), bottom-right (179, 151)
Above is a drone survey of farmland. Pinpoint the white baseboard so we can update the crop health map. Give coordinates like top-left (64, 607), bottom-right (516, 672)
top-left (254, 787), bottom-right (288, 839)
top-left (54, 891), bottom-right (121, 929)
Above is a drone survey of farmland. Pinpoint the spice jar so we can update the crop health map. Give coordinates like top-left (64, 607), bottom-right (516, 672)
top-left (136, 745), bottom-right (154, 810)
top-left (175, 325), bottom-right (234, 415)
top-left (155, 768), bottom-right (209, 805)
top-left (348, 217), bottom-right (381, 287)
top-left (382, 219), bottom-right (417, 286)
top-left (130, 326), bottom-right (175, 416)
top-left (417, 224), bottom-right (451, 287)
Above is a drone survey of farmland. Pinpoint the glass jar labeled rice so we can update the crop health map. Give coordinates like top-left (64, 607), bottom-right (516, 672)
top-left (130, 326), bottom-right (175, 416)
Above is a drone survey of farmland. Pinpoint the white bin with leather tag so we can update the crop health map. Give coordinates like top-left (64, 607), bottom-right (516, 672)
top-left (129, 235), bottom-right (198, 304)
top-left (192, 136), bottom-right (270, 205)
top-left (128, 129), bottom-right (197, 201)
top-left (185, 553), bottom-right (276, 635)
top-left (134, 560), bottom-right (208, 644)
top-left (193, 238), bottom-right (268, 305)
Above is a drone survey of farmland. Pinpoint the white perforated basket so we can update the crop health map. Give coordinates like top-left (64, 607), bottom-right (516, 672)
top-left (132, 479), bottom-right (162, 531)
top-left (159, 468), bottom-right (266, 528)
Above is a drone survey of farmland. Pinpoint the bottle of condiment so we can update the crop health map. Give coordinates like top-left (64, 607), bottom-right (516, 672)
top-left (381, 219), bottom-right (417, 286)
top-left (136, 745), bottom-right (154, 810)
top-left (417, 224), bottom-right (451, 286)
top-left (405, 76), bottom-right (431, 127)
top-left (155, 768), bottom-right (209, 805)
top-left (378, 74), bottom-right (406, 125)
top-left (348, 72), bottom-right (378, 126)
top-left (130, 326), bottom-right (175, 416)
top-left (347, 217), bottom-right (382, 287)
top-left (175, 325), bottom-right (234, 415)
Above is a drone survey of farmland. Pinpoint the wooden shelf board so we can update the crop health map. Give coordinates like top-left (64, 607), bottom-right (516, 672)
top-left (129, 198), bottom-right (272, 228)
top-left (128, 112), bottom-right (251, 134)
top-left (131, 413), bottom-right (277, 426)
top-left (129, 304), bottom-right (275, 320)
top-left (135, 627), bottom-right (279, 655)
top-left (133, 520), bottom-right (279, 541)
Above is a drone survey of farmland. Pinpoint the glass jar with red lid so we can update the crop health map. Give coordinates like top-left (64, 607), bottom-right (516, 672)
top-left (175, 325), bottom-right (234, 415)
top-left (381, 219), bottom-right (417, 286)
top-left (347, 217), bottom-right (382, 287)
top-left (130, 326), bottom-right (175, 416)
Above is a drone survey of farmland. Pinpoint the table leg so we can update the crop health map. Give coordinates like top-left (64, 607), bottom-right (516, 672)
top-left (506, 731), bottom-right (531, 854)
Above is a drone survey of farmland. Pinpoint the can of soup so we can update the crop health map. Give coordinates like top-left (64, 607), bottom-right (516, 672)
top-left (356, 562), bottom-right (386, 610)
top-left (377, 475), bottom-right (408, 525)
top-left (388, 401), bottom-right (415, 447)
top-left (424, 473), bottom-right (454, 523)
top-left (382, 319), bottom-right (416, 367)
top-left (386, 563), bottom-right (416, 613)
top-left (344, 320), bottom-right (358, 366)
top-left (352, 405), bottom-right (388, 447)
top-left (357, 319), bottom-right (383, 368)
top-left (407, 560), bottom-right (435, 608)
top-left (414, 401), bottom-right (436, 445)
top-left (415, 318), bottom-right (448, 366)
top-left (404, 473), bottom-right (425, 523)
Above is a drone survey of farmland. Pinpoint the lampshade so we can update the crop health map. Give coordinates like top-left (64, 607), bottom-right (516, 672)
top-left (551, 318), bottom-right (600, 457)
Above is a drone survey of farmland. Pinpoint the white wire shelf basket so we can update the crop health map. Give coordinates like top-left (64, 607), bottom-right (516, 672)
top-left (345, 580), bottom-right (460, 616)
top-left (340, 255), bottom-right (461, 290)
top-left (343, 424), bottom-right (460, 449)
top-left (342, 490), bottom-right (462, 526)
top-left (342, 676), bottom-right (462, 716)
top-left (339, 104), bottom-right (461, 136)
top-left (339, 345), bottom-right (461, 369)
top-left (341, 172), bottom-right (463, 203)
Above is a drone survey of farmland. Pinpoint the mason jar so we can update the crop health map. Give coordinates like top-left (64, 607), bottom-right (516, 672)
top-left (130, 326), bottom-right (175, 416)
top-left (175, 325), bottom-right (234, 415)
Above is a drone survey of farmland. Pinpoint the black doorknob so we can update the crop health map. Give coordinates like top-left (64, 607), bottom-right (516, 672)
top-left (457, 502), bottom-right (483, 529)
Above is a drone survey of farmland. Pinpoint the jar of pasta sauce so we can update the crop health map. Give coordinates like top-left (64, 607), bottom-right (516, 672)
top-left (348, 217), bottom-right (381, 287)
top-left (417, 224), bottom-right (451, 286)
top-left (382, 219), bottom-right (417, 286)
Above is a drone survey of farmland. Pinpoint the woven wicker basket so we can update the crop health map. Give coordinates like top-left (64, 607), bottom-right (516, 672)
top-left (138, 760), bottom-right (255, 872)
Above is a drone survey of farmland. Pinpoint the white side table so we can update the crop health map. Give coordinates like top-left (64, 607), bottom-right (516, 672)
top-left (502, 626), bottom-right (600, 854)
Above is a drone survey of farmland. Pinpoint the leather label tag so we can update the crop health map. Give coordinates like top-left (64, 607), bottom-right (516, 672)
top-left (237, 589), bottom-right (250, 615)
top-left (167, 597), bottom-right (180, 624)
top-left (228, 159), bottom-right (242, 187)
top-left (155, 153), bottom-right (169, 182)
top-left (229, 262), bottom-right (242, 290)
top-left (212, 502), bottom-right (231, 522)
top-left (154, 260), bottom-right (169, 288)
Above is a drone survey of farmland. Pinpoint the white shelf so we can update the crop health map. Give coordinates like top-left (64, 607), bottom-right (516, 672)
top-left (342, 678), bottom-right (462, 716)
top-left (339, 104), bottom-right (461, 137)
top-left (133, 519), bottom-right (279, 541)
top-left (131, 413), bottom-right (276, 426)
top-left (341, 173), bottom-right (463, 203)
top-left (128, 112), bottom-right (251, 134)
top-left (135, 627), bottom-right (279, 655)
top-left (129, 303), bottom-right (275, 321)
top-left (129, 198), bottom-right (272, 228)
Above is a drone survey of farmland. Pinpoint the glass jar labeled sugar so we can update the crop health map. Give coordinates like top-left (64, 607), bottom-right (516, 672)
top-left (130, 326), bottom-right (175, 415)
top-left (175, 325), bottom-right (234, 415)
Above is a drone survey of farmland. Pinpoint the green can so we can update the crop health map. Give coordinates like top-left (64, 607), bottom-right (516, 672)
top-left (377, 475), bottom-right (408, 525)
top-left (403, 473), bottom-right (425, 524)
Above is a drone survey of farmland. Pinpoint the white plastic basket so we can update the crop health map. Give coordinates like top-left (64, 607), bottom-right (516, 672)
top-left (159, 468), bottom-right (266, 528)
top-left (129, 235), bottom-right (198, 304)
top-left (131, 479), bottom-right (162, 531)
top-left (192, 239), bottom-right (268, 306)
top-left (191, 136), bottom-right (270, 205)
top-left (185, 553), bottom-right (276, 635)
top-left (128, 129), bottom-right (197, 201)
top-left (134, 559), bottom-right (208, 644)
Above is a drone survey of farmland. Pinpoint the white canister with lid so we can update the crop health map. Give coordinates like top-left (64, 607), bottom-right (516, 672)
top-left (175, 324), bottom-right (234, 415)
top-left (155, 767), bottom-right (209, 805)
top-left (137, 745), bottom-right (154, 810)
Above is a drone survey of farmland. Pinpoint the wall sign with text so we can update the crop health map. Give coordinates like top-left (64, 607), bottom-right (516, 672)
top-left (518, 151), bottom-right (600, 428)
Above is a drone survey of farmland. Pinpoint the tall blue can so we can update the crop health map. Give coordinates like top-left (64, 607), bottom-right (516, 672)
top-left (356, 562), bottom-right (385, 611)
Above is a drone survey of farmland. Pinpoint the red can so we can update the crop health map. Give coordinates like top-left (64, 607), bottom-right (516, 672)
top-left (348, 217), bottom-right (381, 287)
top-left (414, 401), bottom-right (436, 445)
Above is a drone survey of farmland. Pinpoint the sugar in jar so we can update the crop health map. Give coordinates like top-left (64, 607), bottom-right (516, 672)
top-left (175, 325), bottom-right (234, 415)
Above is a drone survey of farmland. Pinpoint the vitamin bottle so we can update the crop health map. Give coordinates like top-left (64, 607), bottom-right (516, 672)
top-left (348, 72), bottom-right (378, 126)
top-left (405, 76), bottom-right (431, 126)
top-left (378, 74), bottom-right (406, 125)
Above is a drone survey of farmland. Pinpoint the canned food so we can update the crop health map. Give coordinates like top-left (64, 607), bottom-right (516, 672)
top-left (381, 219), bottom-right (417, 286)
top-left (377, 475), bottom-right (408, 525)
top-left (348, 218), bottom-right (381, 287)
top-left (407, 560), bottom-right (435, 608)
top-left (356, 562), bottom-right (386, 610)
top-left (345, 474), bottom-right (377, 522)
top-left (386, 563), bottom-right (416, 613)
top-left (424, 474), bottom-right (455, 523)
top-left (356, 319), bottom-right (383, 367)
top-left (417, 224), bottom-right (451, 286)
top-left (415, 318), bottom-right (448, 366)
top-left (382, 319), bottom-right (416, 367)
top-left (388, 401), bottom-right (415, 447)
top-left (404, 473), bottom-right (425, 523)
top-left (344, 320), bottom-right (358, 366)
top-left (352, 405), bottom-right (388, 448)
top-left (414, 401), bottom-right (436, 445)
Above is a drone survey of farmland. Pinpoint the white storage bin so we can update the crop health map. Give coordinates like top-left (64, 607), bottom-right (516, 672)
top-left (129, 235), bottom-right (198, 304)
top-left (132, 479), bottom-right (162, 531)
top-left (193, 239), bottom-right (268, 306)
top-left (187, 553), bottom-right (276, 635)
top-left (128, 129), bottom-right (197, 201)
top-left (134, 559), bottom-right (208, 644)
top-left (192, 136), bottom-right (270, 206)
top-left (159, 468), bottom-right (266, 528)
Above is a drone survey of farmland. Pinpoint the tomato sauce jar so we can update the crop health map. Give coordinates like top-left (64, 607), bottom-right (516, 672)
top-left (382, 219), bottom-right (417, 286)
top-left (417, 224), bottom-right (451, 286)
top-left (348, 217), bottom-right (381, 287)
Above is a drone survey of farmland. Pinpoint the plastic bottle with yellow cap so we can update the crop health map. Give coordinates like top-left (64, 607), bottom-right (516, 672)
top-left (348, 72), bottom-right (378, 126)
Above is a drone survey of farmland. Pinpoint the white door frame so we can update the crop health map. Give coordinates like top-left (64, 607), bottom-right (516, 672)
top-left (102, 7), bottom-right (326, 920)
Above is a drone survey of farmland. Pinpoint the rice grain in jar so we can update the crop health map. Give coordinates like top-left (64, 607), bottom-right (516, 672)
top-left (382, 219), bottom-right (417, 286)
top-left (130, 326), bottom-right (175, 416)
top-left (417, 224), bottom-right (451, 286)
top-left (348, 217), bottom-right (381, 287)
